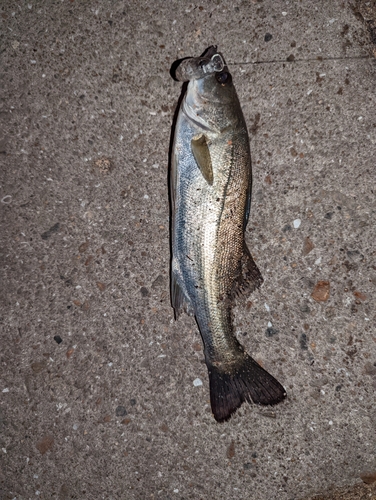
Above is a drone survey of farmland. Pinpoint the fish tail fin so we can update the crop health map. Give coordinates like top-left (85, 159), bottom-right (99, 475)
top-left (207, 354), bottom-right (286, 422)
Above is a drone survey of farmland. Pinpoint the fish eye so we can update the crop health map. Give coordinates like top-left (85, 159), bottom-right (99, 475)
top-left (216, 71), bottom-right (232, 85)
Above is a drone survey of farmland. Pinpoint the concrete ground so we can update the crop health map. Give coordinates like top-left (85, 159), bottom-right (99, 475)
top-left (1, 1), bottom-right (376, 499)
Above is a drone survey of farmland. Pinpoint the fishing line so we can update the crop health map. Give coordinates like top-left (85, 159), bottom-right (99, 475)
top-left (229, 54), bottom-right (373, 65)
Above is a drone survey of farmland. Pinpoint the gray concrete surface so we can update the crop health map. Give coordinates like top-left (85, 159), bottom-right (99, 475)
top-left (1, 1), bottom-right (376, 499)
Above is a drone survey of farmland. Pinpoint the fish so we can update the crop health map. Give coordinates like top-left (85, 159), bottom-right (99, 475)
top-left (169, 46), bottom-right (286, 422)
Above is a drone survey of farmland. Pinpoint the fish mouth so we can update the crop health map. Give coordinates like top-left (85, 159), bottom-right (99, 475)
top-left (171, 46), bottom-right (226, 82)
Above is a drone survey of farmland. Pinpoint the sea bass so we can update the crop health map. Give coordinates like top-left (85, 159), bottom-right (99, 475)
top-left (170, 46), bottom-right (286, 422)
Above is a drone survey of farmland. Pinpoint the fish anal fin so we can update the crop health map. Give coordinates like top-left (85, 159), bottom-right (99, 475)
top-left (231, 243), bottom-right (263, 298)
top-left (171, 271), bottom-right (194, 319)
top-left (191, 133), bottom-right (213, 185)
top-left (207, 353), bottom-right (286, 422)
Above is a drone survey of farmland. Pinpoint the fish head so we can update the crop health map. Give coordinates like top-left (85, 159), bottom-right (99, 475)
top-left (173, 46), bottom-right (243, 132)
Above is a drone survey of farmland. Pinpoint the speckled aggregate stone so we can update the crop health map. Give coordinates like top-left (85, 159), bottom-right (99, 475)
top-left (1, 1), bottom-right (375, 499)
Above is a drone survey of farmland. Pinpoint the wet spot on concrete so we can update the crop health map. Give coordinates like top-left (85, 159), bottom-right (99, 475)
top-left (115, 405), bottom-right (127, 417)
top-left (36, 435), bottom-right (54, 454)
top-left (41, 222), bottom-right (60, 240)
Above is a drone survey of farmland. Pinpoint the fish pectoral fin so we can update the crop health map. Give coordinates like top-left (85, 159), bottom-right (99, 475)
top-left (191, 133), bottom-right (213, 185)
top-left (207, 353), bottom-right (287, 422)
top-left (171, 272), bottom-right (194, 319)
top-left (231, 243), bottom-right (264, 298)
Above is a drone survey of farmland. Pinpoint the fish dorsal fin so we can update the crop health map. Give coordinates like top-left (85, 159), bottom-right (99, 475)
top-left (231, 243), bottom-right (264, 299)
top-left (191, 134), bottom-right (213, 185)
